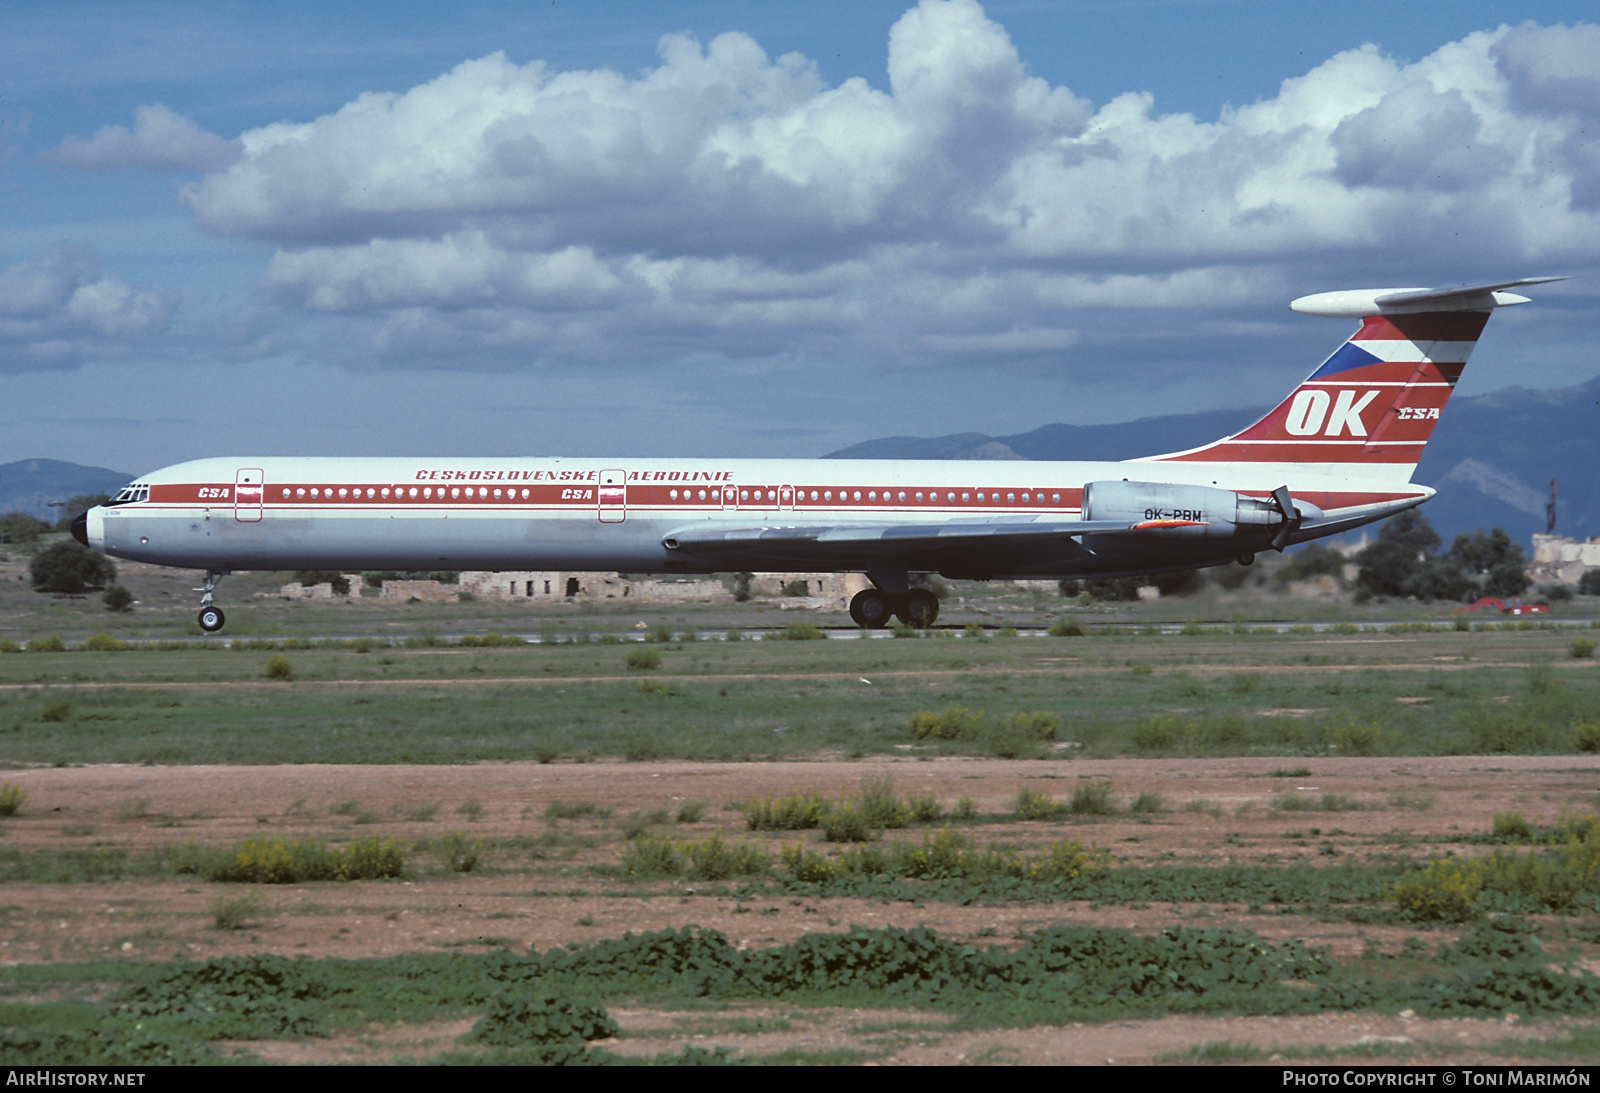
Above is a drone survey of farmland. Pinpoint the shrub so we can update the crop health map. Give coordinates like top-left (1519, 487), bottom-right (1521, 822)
top-left (1474, 829), bottom-right (1600, 912)
top-left (1069, 781), bottom-right (1118, 816)
top-left (625, 647), bottom-right (661, 670)
top-left (469, 988), bottom-right (617, 1048)
top-left (210, 891), bottom-right (266, 930)
top-left (1570, 637), bottom-right (1597, 660)
top-left (1016, 786), bottom-right (1062, 820)
top-left (780, 843), bottom-right (838, 883)
top-left (81, 632), bottom-right (129, 652)
top-left (621, 834), bottom-right (681, 877)
top-left (1572, 722), bottom-right (1600, 754)
top-left (1047, 618), bottom-right (1084, 637)
top-left (768, 621), bottom-right (826, 641)
top-left (1492, 811), bottom-right (1534, 841)
top-left (823, 803), bottom-right (874, 843)
top-left (263, 655), bottom-right (293, 680)
top-left (436, 831), bottom-right (482, 873)
top-left (1130, 792), bottom-right (1166, 814)
top-left (0, 783), bottom-right (27, 817)
top-left (26, 635), bottom-right (65, 653)
top-left (683, 833), bottom-right (768, 880)
top-left (1326, 719), bottom-right (1387, 757)
top-left (0, 512), bottom-right (50, 545)
top-left (907, 707), bottom-right (1057, 748)
top-left (172, 835), bottom-right (404, 883)
top-left (908, 707), bottom-right (986, 741)
top-left (102, 585), bottom-right (134, 613)
top-left (742, 793), bottom-right (828, 831)
top-left (857, 776), bottom-right (909, 829)
top-left (1394, 858), bottom-right (1483, 921)
top-left (40, 700), bottom-right (72, 723)
top-left (29, 542), bottom-right (116, 594)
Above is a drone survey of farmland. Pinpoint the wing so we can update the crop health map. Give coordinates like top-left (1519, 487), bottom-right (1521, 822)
top-left (660, 517), bottom-right (1139, 577)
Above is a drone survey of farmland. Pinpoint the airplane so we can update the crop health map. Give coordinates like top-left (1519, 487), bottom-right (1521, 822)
top-left (74, 276), bottom-right (1562, 634)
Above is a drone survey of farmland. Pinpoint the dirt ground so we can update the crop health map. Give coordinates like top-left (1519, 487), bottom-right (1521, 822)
top-left (5, 753), bottom-right (1599, 1064)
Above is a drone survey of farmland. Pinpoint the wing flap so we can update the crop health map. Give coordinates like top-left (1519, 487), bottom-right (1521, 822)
top-left (662, 518), bottom-right (1133, 557)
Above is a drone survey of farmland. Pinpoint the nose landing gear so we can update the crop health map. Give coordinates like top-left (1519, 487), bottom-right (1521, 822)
top-left (195, 571), bottom-right (227, 633)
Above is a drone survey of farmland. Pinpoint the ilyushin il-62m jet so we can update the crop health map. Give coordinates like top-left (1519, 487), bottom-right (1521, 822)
top-left (75, 277), bottom-right (1561, 633)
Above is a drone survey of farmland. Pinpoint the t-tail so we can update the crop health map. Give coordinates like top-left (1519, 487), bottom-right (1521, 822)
top-left (1145, 277), bottom-right (1565, 482)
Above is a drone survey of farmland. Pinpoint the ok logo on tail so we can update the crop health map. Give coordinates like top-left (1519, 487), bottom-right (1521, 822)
top-left (1283, 389), bottom-right (1380, 437)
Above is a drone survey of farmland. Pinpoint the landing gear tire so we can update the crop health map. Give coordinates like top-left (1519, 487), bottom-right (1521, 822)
top-left (198, 606), bottom-right (226, 633)
top-left (1237, 552), bottom-right (1255, 566)
top-left (849, 589), bottom-right (893, 629)
top-left (897, 589), bottom-right (940, 629)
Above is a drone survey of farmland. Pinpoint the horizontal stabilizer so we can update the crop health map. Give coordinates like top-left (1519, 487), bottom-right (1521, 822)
top-left (1291, 277), bottom-right (1566, 318)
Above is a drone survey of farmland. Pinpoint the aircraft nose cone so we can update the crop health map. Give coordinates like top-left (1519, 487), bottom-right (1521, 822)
top-left (71, 511), bottom-right (89, 547)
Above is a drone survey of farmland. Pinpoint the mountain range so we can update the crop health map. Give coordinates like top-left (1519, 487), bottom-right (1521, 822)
top-left (0, 459), bottom-right (132, 525)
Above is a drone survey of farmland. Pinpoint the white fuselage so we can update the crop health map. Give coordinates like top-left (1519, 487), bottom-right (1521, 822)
top-left (84, 454), bottom-right (1423, 581)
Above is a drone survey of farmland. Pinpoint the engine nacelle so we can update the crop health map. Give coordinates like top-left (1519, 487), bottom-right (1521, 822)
top-left (1081, 480), bottom-right (1321, 540)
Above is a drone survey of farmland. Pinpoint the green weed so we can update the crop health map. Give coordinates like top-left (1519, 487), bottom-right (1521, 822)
top-left (0, 783), bottom-right (26, 817)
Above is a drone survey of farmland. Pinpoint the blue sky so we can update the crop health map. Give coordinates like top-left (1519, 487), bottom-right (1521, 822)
top-left (2, 0), bottom-right (1596, 474)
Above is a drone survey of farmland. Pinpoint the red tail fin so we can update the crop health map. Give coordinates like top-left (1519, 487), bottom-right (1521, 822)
top-left (1147, 277), bottom-right (1562, 476)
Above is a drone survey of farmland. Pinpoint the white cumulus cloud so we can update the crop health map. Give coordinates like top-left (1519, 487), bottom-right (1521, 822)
top-left (135, 0), bottom-right (1600, 382)
top-left (0, 246), bottom-right (176, 371)
top-left (40, 103), bottom-right (240, 171)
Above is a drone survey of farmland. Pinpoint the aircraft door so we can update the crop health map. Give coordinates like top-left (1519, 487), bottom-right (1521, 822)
top-left (235, 468), bottom-right (263, 523)
top-left (598, 469), bottom-right (627, 523)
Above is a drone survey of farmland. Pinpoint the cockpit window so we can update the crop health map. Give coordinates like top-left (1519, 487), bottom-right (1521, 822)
top-left (107, 484), bottom-right (149, 506)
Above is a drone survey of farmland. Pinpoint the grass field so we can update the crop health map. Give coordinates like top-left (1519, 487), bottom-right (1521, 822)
top-left (3, 559), bottom-right (1600, 1064)
top-left (2, 622), bottom-right (1598, 765)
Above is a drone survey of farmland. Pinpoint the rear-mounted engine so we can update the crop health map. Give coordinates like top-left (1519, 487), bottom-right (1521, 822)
top-left (1082, 480), bottom-right (1321, 546)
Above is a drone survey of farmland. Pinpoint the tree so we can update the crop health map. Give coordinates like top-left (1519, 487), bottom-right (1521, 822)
top-left (52, 494), bottom-right (111, 532)
top-left (30, 542), bottom-right (117, 594)
top-left (1083, 576), bottom-right (1143, 602)
top-left (1357, 512), bottom-right (1436, 598)
top-left (1276, 543), bottom-right (1346, 584)
top-left (1446, 529), bottom-right (1529, 599)
top-left (1358, 515), bottom-right (1532, 602)
top-left (293, 570), bottom-right (350, 595)
top-left (0, 513), bottom-right (51, 546)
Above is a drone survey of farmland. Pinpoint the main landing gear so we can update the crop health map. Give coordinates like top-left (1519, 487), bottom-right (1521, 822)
top-left (195, 571), bottom-right (227, 633)
top-left (849, 586), bottom-right (939, 629)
